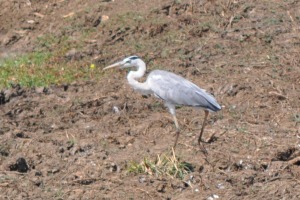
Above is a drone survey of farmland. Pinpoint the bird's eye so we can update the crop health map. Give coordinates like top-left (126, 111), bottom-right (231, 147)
top-left (126, 60), bottom-right (131, 64)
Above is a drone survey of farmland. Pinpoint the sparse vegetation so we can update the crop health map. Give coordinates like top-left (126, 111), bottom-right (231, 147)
top-left (0, 52), bottom-right (51, 87)
top-left (0, 51), bottom-right (102, 89)
top-left (127, 149), bottom-right (193, 179)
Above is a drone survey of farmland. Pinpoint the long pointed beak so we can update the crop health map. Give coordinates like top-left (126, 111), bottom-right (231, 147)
top-left (103, 62), bottom-right (121, 70)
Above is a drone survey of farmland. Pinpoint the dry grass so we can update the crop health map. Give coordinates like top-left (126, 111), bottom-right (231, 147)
top-left (127, 148), bottom-right (194, 179)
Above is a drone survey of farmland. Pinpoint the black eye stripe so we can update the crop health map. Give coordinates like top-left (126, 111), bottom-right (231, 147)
top-left (129, 56), bottom-right (139, 60)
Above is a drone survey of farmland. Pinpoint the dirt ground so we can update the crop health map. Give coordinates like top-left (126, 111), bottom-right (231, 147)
top-left (1, 0), bottom-right (300, 199)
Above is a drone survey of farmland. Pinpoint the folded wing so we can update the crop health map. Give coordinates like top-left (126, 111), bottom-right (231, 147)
top-left (147, 70), bottom-right (221, 112)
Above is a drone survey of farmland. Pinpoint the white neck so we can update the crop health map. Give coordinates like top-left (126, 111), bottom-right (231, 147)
top-left (127, 59), bottom-right (152, 95)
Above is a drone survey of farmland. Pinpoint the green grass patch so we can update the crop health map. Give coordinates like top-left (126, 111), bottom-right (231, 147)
top-left (0, 52), bottom-right (102, 89)
top-left (127, 149), bottom-right (194, 179)
top-left (0, 52), bottom-right (51, 88)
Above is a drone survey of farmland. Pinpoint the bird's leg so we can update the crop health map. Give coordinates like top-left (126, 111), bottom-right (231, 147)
top-left (198, 110), bottom-right (208, 153)
top-left (198, 110), bottom-right (209, 146)
top-left (172, 115), bottom-right (180, 149)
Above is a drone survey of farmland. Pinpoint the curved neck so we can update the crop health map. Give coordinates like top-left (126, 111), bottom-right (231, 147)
top-left (127, 59), bottom-right (151, 94)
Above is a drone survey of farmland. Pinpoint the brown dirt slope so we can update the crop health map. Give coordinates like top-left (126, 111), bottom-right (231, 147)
top-left (1, 0), bottom-right (300, 199)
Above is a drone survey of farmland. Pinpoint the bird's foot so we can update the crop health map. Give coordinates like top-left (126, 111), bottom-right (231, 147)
top-left (201, 132), bottom-right (218, 144)
top-left (199, 142), bottom-right (208, 155)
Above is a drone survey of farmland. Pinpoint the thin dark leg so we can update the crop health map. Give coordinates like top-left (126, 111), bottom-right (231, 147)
top-left (198, 110), bottom-right (209, 145)
top-left (172, 115), bottom-right (180, 149)
top-left (198, 110), bottom-right (208, 154)
top-left (174, 129), bottom-right (180, 149)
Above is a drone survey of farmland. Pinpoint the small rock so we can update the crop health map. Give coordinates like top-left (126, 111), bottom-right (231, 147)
top-left (35, 170), bottom-right (42, 176)
top-left (183, 180), bottom-right (191, 187)
top-left (207, 194), bottom-right (220, 200)
top-left (139, 176), bottom-right (146, 183)
top-left (9, 157), bottom-right (29, 173)
top-left (113, 106), bottom-right (120, 113)
top-left (58, 147), bottom-right (65, 153)
top-left (15, 132), bottom-right (30, 138)
top-left (109, 163), bottom-right (120, 172)
top-left (156, 183), bottom-right (167, 193)
top-left (216, 183), bottom-right (225, 189)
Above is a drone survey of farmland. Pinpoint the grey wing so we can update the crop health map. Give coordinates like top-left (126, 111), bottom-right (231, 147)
top-left (147, 70), bottom-right (221, 112)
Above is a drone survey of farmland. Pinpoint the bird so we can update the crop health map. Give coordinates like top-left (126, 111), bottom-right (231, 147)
top-left (103, 55), bottom-right (221, 150)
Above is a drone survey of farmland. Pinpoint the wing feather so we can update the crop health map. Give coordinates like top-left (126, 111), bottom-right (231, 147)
top-left (147, 70), bottom-right (221, 112)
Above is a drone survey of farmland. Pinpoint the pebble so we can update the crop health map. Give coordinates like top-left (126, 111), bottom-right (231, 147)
top-left (139, 176), bottom-right (146, 183)
top-left (207, 194), bottom-right (220, 200)
top-left (216, 183), bottom-right (225, 189)
top-left (113, 106), bottom-right (120, 113)
top-left (109, 163), bottom-right (120, 172)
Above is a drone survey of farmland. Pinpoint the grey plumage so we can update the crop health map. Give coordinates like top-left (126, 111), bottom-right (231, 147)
top-left (147, 70), bottom-right (221, 112)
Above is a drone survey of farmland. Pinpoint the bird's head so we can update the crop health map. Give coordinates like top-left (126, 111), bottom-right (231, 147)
top-left (103, 55), bottom-right (141, 70)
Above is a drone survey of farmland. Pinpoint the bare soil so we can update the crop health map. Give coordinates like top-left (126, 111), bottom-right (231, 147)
top-left (1, 0), bottom-right (300, 199)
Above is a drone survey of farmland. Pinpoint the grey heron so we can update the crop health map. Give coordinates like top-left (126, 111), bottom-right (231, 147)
top-left (104, 56), bottom-right (221, 150)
